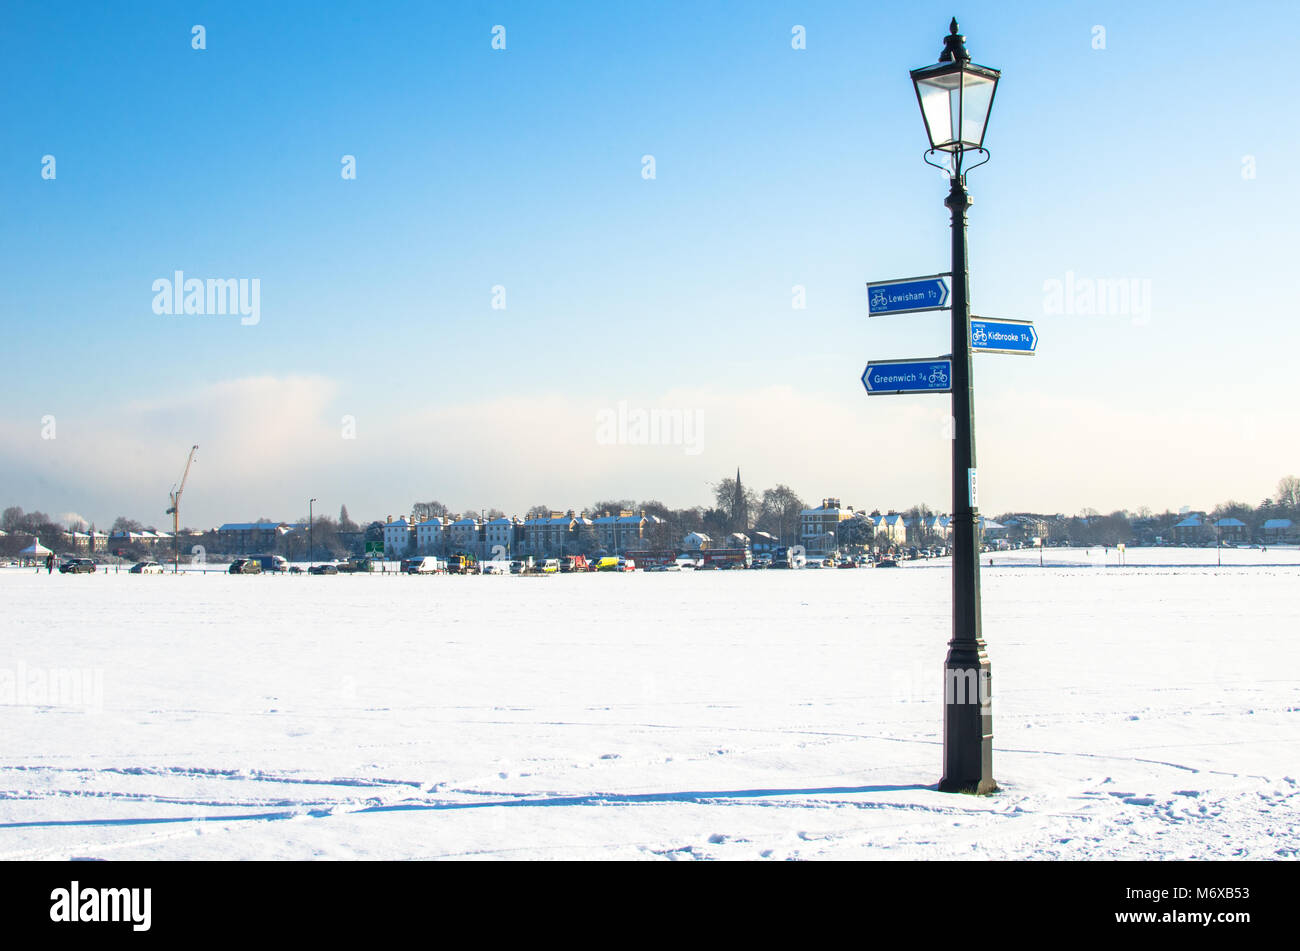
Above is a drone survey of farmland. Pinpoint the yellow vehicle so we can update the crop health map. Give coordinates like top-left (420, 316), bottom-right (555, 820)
top-left (447, 552), bottom-right (479, 575)
top-left (540, 558), bottom-right (561, 573)
top-left (594, 556), bottom-right (620, 572)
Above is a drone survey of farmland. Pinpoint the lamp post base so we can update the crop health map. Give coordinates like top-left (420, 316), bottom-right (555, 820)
top-left (938, 777), bottom-right (999, 795)
top-left (939, 652), bottom-right (996, 794)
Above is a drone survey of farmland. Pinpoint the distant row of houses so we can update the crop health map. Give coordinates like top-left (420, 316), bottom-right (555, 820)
top-left (796, 498), bottom-right (1017, 553)
top-left (375, 499), bottom-right (1015, 559)
top-left (0, 528), bottom-right (179, 555)
top-left (1171, 514), bottom-right (1296, 545)
top-left (381, 510), bottom-right (668, 559)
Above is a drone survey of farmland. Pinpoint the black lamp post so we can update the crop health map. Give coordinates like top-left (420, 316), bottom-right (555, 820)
top-left (309, 498), bottom-right (317, 568)
top-left (911, 19), bottom-right (999, 794)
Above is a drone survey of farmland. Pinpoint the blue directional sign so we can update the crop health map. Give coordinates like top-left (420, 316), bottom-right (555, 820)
top-left (862, 357), bottom-right (953, 395)
top-left (867, 274), bottom-right (951, 315)
top-left (971, 317), bottom-right (1037, 355)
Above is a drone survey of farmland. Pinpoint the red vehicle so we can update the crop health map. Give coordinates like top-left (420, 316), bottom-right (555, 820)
top-left (560, 554), bottom-right (592, 573)
top-left (625, 550), bottom-right (676, 570)
top-left (699, 548), bottom-right (752, 570)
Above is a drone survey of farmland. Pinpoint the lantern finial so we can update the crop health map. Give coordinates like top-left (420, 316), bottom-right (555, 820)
top-left (939, 18), bottom-right (970, 64)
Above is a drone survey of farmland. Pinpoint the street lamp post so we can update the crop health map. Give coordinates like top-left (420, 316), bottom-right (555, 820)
top-left (309, 498), bottom-right (317, 568)
top-left (911, 19), bottom-right (1000, 794)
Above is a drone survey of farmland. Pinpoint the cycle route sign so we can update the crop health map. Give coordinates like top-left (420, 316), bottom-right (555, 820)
top-left (861, 357), bottom-right (953, 395)
top-left (971, 317), bottom-right (1037, 355)
top-left (867, 274), bottom-right (951, 315)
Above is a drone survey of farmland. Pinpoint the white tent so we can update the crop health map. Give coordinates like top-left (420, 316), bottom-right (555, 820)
top-left (18, 537), bottom-right (53, 562)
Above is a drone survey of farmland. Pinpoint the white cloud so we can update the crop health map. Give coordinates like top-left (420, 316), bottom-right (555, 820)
top-left (0, 376), bottom-right (1291, 525)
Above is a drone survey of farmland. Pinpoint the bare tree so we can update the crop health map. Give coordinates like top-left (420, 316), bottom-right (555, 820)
top-left (413, 501), bottom-right (452, 521)
top-left (587, 499), bottom-right (635, 517)
top-left (904, 503), bottom-right (938, 546)
top-left (638, 500), bottom-right (671, 519)
top-left (1212, 500), bottom-right (1252, 519)
top-left (710, 474), bottom-right (760, 533)
top-left (756, 485), bottom-right (806, 544)
top-left (1276, 476), bottom-right (1300, 509)
top-left (701, 507), bottom-right (729, 539)
top-left (2, 507), bottom-right (24, 533)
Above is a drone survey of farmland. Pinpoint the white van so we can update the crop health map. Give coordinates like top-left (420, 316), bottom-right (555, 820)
top-left (405, 556), bottom-right (444, 574)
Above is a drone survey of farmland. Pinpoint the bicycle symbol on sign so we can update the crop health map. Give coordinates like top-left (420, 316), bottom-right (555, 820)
top-left (972, 328), bottom-right (988, 347)
top-left (928, 366), bottom-right (949, 387)
top-left (870, 291), bottom-right (889, 311)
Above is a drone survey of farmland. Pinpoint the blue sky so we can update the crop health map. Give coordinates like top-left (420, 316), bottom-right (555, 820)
top-left (2, 1), bottom-right (1296, 527)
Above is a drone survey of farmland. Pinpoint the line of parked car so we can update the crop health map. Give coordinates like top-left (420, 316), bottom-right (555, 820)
top-left (48, 546), bottom-right (946, 577)
top-left (40, 557), bottom-right (167, 574)
top-left (212, 549), bottom-right (932, 576)
top-left (228, 556), bottom-right (340, 575)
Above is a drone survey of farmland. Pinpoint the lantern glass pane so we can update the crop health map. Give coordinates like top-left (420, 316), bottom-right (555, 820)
top-left (959, 71), bottom-right (996, 149)
top-left (916, 72), bottom-right (960, 150)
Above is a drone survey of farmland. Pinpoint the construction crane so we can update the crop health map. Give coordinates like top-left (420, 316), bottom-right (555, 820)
top-left (165, 445), bottom-right (198, 574)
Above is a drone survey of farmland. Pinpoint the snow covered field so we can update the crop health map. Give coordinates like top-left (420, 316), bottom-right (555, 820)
top-left (2, 548), bottom-right (1297, 861)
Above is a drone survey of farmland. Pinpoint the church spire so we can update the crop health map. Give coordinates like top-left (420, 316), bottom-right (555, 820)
top-left (732, 468), bottom-right (748, 532)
